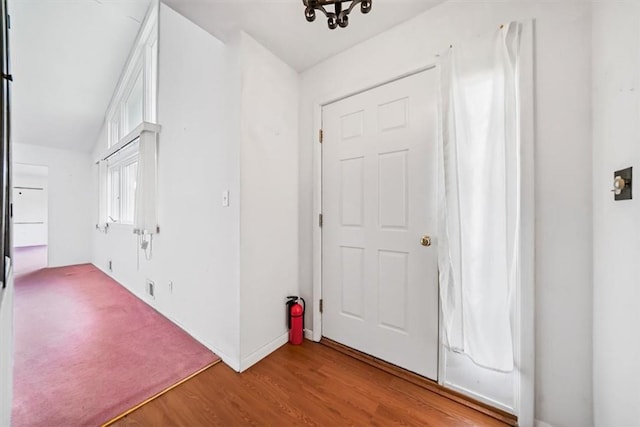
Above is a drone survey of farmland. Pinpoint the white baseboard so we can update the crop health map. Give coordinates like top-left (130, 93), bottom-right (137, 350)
top-left (304, 329), bottom-right (314, 341)
top-left (534, 420), bottom-right (554, 427)
top-left (239, 332), bottom-right (288, 373)
top-left (199, 340), bottom-right (240, 373)
top-left (92, 263), bottom-right (153, 307)
top-left (91, 262), bottom-right (242, 372)
top-left (443, 380), bottom-right (514, 414)
top-left (167, 315), bottom-right (240, 373)
top-left (92, 262), bottom-right (111, 279)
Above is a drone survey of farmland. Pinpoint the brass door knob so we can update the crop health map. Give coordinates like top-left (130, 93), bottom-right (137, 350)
top-left (612, 176), bottom-right (626, 195)
top-left (420, 235), bottom-right (432, 247)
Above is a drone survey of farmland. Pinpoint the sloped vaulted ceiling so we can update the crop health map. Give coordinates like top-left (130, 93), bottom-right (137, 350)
top-left (9, 0), bottom-right (151, 151)
top-left (9, 0), bottom-right (442, 151)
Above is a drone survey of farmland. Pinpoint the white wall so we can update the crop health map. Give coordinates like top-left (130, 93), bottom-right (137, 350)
top-left (91, 11), bottom-right (301, 374)
top-left (13, 143), bottom-right (92, 267)
top-left (0, 267), bottom-right (13, 426)
top-left (92, 3), bottom-right (242, 368)
top-left (236, 32), bottom-right (299, 370)
top-left (298, 2), bottom-right (593, 426)
top-left (592, 3), bottom-right (640, 425)
top-left (92, 6), bottom-right (299, 371)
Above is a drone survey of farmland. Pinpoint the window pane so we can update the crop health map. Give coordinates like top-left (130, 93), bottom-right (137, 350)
top-left (149, 38), bottom-right (157, 122)
top-left (121, 161), bottom-right (137, 224)
top-left (108, 168), bottom-right (120, 222)
top-left (109, 108), bottom-right (121, 147)
top-left (124, 71), bottom-right (143, 135)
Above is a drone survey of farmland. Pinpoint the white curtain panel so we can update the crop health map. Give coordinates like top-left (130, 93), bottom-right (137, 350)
top-left (97, 160), bottom-right (108, 228)
top-left (438, 22), bottom-right (521, 372)
top-left (133, 130), bottom-right (158, 235)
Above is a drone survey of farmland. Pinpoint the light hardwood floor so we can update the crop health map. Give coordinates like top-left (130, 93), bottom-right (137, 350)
top-left (113, 341), bottom-right (509, 426)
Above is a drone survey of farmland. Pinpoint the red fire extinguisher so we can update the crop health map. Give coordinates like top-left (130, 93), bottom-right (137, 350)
top-left (286, 296), bottom-right (305, 345)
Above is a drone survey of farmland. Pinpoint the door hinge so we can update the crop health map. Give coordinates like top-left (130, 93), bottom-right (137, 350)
top-left (319, 213), bottom-right (323, 227)
top-left (319, 299), bottom-right (323, 313)
top-left (319, 129), bottom-right (323, 143)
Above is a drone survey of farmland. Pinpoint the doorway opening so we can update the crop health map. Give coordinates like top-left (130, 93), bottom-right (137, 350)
top-left (320, 69), bottom-right (439, 380)
top-left (12, 163), bottom-right (48, 275)
top-left (314, 22), bottom-right (535, 419)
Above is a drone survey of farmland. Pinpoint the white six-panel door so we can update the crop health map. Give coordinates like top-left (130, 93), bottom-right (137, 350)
top-left (322, 70), bottom-right (439, 379)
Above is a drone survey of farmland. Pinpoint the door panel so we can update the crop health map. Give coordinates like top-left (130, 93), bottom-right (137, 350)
top-left (322, 70), bottom-right (439, 379)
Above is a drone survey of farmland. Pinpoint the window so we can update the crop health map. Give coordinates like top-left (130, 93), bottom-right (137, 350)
top-left (108, 106), bottom-right (121, 147)
top-left (106, 144), bottom-right (138, 225)
top-left (100, 5), bottom-right (158, 229)
top-left (123, 70), bottom-right (143, 136)
top-left (148, 37), bottom-right (158, 123)
top-left (109, 63), bottom-right (146, 147)
top-left (105, 10), bottom-right (158, 148)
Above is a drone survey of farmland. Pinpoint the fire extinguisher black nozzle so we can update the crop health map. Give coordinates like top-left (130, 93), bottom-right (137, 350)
top-left (299, 298), bottom-right (306, 332)
top-left (286, 296), bottom-right (298, 330)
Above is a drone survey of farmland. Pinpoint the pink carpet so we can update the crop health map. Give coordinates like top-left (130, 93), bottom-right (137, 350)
top-left (13, 245), bottom-right (48, 276)
top-left (12, 263), bottom-right (220, 426)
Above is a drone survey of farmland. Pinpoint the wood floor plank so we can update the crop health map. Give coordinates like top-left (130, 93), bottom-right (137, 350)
top-left (113, 341), bottom-right (509, 427)
top-left (321, 338), bottom-right (516, 425)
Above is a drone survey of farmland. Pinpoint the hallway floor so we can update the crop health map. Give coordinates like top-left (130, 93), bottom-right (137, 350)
top-left (114, 341), bottom-right (509, 427)
top-left (12, 263), bottom-right (219, 426)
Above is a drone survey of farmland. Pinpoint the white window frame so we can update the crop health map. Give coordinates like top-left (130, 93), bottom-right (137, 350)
top-left (121, 61), bottom-right (144, 137)
top-left (107, 145), bottom-right (138, 225)
top-left (105, 4), bottom-right (158, 148)
top-left (99, 3), bottom-right (158, 230)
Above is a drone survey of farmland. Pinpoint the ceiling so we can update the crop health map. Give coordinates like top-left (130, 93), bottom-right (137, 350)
top-left (162, 0), bottom-right (443, 72)
top-left (9, 0), bottom-right (441, 152)
top-left (9, 0), bottom-right (151, 151)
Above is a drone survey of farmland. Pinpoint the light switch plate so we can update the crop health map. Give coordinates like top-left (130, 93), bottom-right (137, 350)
top-left (222, 190), bottom-right (230, 207)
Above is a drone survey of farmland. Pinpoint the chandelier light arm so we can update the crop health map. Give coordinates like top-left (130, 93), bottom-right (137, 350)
top-left (303, 0), bottom-right (372, 29)
top-left (341, 0), bottom-right (362, 17)
top-left (311, 4), bottom-right (331, 19)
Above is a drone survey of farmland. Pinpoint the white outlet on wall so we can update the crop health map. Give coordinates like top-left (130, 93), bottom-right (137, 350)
top-left (168, 280), bottom-right (173, 293)
top-left (222, 190), bottom-right (230, 207)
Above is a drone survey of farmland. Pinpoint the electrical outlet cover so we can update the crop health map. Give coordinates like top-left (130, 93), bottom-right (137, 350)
top-left (146, 280), bottom-right (155, 298)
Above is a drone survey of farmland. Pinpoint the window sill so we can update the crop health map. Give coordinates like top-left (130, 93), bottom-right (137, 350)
top-left (103, 121), bottom-right (161, 161)
top-left (107, 222), bottom-right (135, 230)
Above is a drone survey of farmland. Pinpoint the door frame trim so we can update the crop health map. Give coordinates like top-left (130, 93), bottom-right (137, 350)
top-left (307, 62), bottom-right (437, 342)
top-left (317, 68), bottom-right (439, 380)
top-left (311, 20), bottom-right (534, 425)
top-left (312, 64), bottom-right (437, 344)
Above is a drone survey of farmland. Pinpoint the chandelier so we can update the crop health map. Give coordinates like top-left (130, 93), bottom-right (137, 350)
top-left (303, 0), bottom-right (372, 30)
